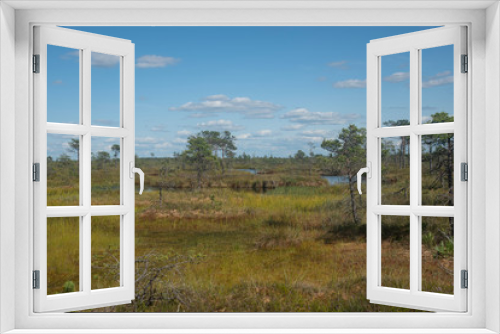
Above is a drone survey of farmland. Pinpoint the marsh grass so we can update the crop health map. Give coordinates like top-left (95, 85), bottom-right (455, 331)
top-left (47, 217), bottom-right (80, 295)
top-left (91, 216), bottom-right (121, 290)
top-left (46, 160), bottom-right (453, 312)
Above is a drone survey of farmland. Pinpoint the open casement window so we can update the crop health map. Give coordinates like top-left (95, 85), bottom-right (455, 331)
top-left (364, 26), bottom-right (467, 312)
top-left (33, 26), bottom-right (140, 312)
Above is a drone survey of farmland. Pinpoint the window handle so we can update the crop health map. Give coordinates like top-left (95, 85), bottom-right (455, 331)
top-left (357, 162), bottom-right (371, 195)
top-left (129, 161), bottom-right (145, 195)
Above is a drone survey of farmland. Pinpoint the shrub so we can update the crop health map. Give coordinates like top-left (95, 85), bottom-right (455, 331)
top-left (434, 238), bottom-right (454, 257)
top-left (422, 231), bottom-right (435, 248)
top-left (63, 281), bottom-right (75, 293)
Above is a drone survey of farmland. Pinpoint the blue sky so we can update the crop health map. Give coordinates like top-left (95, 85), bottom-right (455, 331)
top-left (47, 26), bottom-right (454, 158)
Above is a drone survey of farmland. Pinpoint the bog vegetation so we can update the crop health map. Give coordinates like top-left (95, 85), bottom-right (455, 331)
top-left (46, 113), bottom-right (455, 312)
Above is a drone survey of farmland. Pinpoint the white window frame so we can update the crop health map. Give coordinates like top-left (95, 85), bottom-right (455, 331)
top-left (366, 26), bottom-right (467, 312)
top-left (33, 26), bottom-right (136, 313)
top-left (1, 1), bottom-right (499, 333)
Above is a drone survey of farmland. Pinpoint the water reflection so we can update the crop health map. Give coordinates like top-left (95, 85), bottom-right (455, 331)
top-left (236, 168), bottom-right (257, 175)
top-left (321, 175), bottom-right (350, 185)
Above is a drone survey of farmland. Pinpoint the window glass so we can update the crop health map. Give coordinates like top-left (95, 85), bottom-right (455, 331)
top-left (381, 52), bottom-right (410, 127)
top-left (381, 215), bottom-right (410, 290)
top-left (91, 52), bottom-right (121, 127)
top-left (421, 216), bottom-right (454, 294)
top-left (421, 45), bottom-right (454, 124)
top-left (421, 134), bottom-right (454, 206)
top-left (47, 134), bottom-right (80, 206)
top-left (381, 137), bottom-right (410, 205)
top-left (92, 216), bottom-right (121, 290)
top-left (91, 137), bottom-right (120, 205)
top-left (47, 217), bottom-right (80, 295)
top-left (47, 45), bottom-right (80, 124)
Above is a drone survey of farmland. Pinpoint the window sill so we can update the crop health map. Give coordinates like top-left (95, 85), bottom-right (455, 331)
top-left (4, 330), bottom-right (498, 334)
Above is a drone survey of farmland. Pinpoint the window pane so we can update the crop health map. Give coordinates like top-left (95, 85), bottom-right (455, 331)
top-left (91, 52), bottom-right (120, 127)
top-left (381, 137), bottom-right (410, 205)
top-left (92, 216), bottom-right (121, 290)
top-left (47, 45), bottom-right (80, 124)
top-left (91, 137), bottom-right (120, 205)
top-left (47, 217), bottom-right (80, 295)
top-left (381, 215), bottom-right (410, 290)
top-left (381, 52), bottom-right (410, 127)
top-left (421, 45), bottom-right (454, 124)
top-left (421, 134), bottom-right (454, 206)
top-left (47, 134), bottom-right (79, 206)
top-left (421, 216), bottom-right (454, 294)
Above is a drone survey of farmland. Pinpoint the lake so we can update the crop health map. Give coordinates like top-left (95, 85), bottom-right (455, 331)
top-left (235, 169), bottom-right (353, 186)
top-left (321, 175), bottom-right (350, 185)
top-left (236, 168), bottom-right (257, 175)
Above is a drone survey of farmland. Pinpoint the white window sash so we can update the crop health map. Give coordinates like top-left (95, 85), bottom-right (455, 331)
top-left (366, 26), bottom-right (467, 312)
top-left (32, 26), bottom-right (136, 313)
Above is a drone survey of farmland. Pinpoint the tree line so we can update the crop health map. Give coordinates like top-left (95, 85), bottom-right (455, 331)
top-left (53, 112), bottom-right (454, 227)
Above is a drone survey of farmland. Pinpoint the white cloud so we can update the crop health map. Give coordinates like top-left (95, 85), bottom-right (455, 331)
top-left (52, 79), bottom-right (63, 85)
top-left (383, 72), bottom-right (409, 82)
top-left (94, 119), bottom-right (118, 126)
top-left (154, 142), bottom-right (172, 149)
top-left (188, 112), bottom-right (212, 118)
top-left (176, 130), bottom-right (192, 137)
top-left (135, 137), bottom-right (172, 148)
top-left (422, 72), bottom-right (453, 88)
top-left (436, 70), bottom-right (451, 77)
top-left (196, 119), bottom-right (244, 131)
top-left (236, 135), bottom-right (335, 157)
top-left (204, 94), bottom-right (229, 101)
top-left (136, 55), bottom-right (180, 68)
top-left (281, 124), bottom-right (305, 131)
top-left (151, 125), bottom-right (168, 132)
top-left (254, 130), bottom-right (273, 137)
top-left (421, 115), bottom-right (432, 124)
top-left (236, 133), bottom-right (252, 139)
top-left (134, 137), bottom-right (173, 157)
top-left (282, 108), bottom-right (361, 125)
top-left (136, 137), bottom-right (158, 144)
top-left (300, 129), bottom-right (332, 137)
top-left (333, 79), bottom-right (366, 89)
top-left (173, 137), bottom-right (187, 144)
top-left (327, 60), bottom-right (348, 69)
top-left (170, 95), bottom-right (283, 119)
top-left (276, 135), bottom-right (325, 146)
top-left (91, 53), bottom-right (120, 67)
top-left (236, 130), bottom-right (273, 140)
top-left (60, 50), bottom-right (79, 60)
top-left (90, 137), bottom-right (119, 154)
top-left (298, 136), bottom-right (324, 143)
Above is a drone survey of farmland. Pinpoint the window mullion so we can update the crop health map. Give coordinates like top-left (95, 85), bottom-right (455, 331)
top-left (82, 47), bottom-right (92, 294)
top-left (415, 47), bottom-right (424, 293)
top-left (81, 214), bottom-right (91, 293)
top-left (409, 47), bottom-right (420, 294)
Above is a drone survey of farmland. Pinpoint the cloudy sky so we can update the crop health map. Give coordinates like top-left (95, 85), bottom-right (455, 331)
top-left (47, 26), bottom-right (453, 158)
